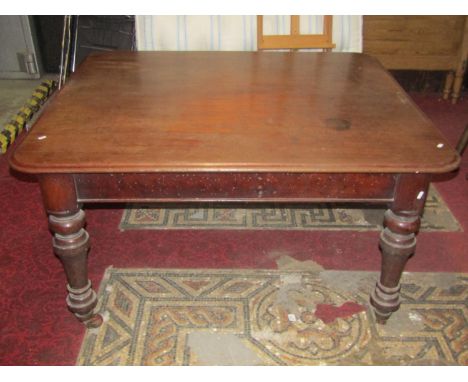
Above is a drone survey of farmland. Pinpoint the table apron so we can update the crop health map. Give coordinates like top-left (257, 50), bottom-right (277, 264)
top-left (73, 173), bottom-right (396, 204)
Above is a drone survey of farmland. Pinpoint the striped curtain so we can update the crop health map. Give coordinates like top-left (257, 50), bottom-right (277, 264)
top-left (136, 16), bottom-right (362, 52)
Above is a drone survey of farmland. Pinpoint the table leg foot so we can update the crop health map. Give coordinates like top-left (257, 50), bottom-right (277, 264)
top-left (65, 280), bottom-right (100, 327)
top-left (371, 280), bottom-right (401, 324)
top-left (370, 209), bottom-right (420, 324)
top-left (83, 313), bottom-right (104, 329)
top-left (49, 209), bottom-right (102, 328)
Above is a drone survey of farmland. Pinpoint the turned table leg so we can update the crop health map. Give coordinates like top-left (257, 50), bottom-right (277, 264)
top-left (451, 18), bottom-right (468, 104)
top-left (370, 174), bottom-right (429, 324)
top-left (456, 124), bottom-right (468, 156)
top-left (443, 71), bottom-right (454, 101)
top-left (39, 174), bottom-right (102, 328)
top-left (452, 68), bottom-right (466, 104)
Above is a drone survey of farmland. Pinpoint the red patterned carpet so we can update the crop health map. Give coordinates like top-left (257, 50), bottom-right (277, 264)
top-left (0, 92), bottom-right (467, 365)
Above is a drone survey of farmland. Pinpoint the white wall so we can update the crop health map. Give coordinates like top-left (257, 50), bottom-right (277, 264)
top-left (136, 16), bottom-right (362, 52)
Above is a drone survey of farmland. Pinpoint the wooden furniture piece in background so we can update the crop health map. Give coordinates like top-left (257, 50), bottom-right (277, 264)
top-left (450, 20), bottom-right (468, 104)
top-left (363, 16), bottom-right (468, 103)
top-left (257, 15), bottom-right (335, 51)
top-left (456, 124), bottom-right (468, 156)
top-left (10, 52), bottom-right (460, 328)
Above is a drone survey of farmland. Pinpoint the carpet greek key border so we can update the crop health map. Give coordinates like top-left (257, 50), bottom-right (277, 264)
top-left (119, 186), bottom-right (461, 232)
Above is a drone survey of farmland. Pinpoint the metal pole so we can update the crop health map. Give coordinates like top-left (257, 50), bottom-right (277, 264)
top-left (62, 16), bottom-right (72, 84)
top-left (58, 15), bottom-right (68, 90)
top-left (71, 16), bottom-right (80, 72)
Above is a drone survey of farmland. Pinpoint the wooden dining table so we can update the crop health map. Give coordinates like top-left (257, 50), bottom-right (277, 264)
top-left (10, 51), bottom-right (460, 328)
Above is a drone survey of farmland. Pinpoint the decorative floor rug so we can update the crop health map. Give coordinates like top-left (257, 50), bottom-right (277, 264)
top-left (119, 186), bottom-right (461, 232)
top-left (77, 267), bottom-right (468, 365)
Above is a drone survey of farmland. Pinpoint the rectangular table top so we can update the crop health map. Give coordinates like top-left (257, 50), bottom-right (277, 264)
top-left (10, 52), bottom-right (460, 174)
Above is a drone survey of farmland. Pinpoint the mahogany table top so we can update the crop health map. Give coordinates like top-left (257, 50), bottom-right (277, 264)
top-left (10, 52), bottom-right (460, 174)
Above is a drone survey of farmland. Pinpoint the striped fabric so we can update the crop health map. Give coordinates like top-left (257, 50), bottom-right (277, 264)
top-left (136, 15), bottom-right (362, 52)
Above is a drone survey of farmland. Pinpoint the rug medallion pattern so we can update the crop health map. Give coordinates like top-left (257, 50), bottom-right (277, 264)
top-left (119, 186), bottom-right (460, 231)
top-left (77, 269), bottom-right (468, 365)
